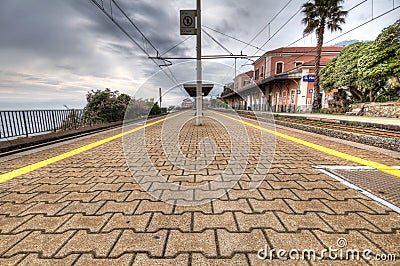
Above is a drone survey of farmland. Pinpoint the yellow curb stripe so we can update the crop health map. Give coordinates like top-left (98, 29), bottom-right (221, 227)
top-left (0, 112), bottom-right (183, 183)
top-left (214, 111), bottom-right (400, 178)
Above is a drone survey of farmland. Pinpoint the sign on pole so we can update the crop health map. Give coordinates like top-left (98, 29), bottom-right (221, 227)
top-left (180, 10), bottom-right (196, 35)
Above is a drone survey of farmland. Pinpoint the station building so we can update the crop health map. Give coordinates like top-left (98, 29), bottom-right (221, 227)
top-left (181, 98), bottom-right (194, 108)
top-left (222, 46), bottom-right (343, 112)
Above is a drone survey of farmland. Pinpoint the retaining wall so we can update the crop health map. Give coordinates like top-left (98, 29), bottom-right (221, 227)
top-left (351, 101), bottom-right (400, 118)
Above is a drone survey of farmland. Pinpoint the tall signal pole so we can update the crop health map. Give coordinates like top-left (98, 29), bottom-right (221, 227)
top-left (159, 87), bottom-right (162, 109)
top-left (196, 0), bottom-right (202, 125)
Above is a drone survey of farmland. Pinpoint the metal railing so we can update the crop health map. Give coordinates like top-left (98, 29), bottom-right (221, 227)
top-left (0, 109), bottom-right (89, 139)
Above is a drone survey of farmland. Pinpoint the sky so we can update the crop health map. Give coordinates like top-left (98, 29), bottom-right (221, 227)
top-left (0, 0), bottom-right (399, 110)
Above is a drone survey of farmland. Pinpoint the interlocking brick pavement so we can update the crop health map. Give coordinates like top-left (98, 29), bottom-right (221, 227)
top-left (0, 110), bottom-right (399, 265)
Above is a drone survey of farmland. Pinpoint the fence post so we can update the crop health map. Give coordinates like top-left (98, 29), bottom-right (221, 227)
top-left (22, 111), bottom-right (29, 137)
top-left (51, 110), bottom-right (57, 132)
top-left (73, 109), bottom-right (77, 129)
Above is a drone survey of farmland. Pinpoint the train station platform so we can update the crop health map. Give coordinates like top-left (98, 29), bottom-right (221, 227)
top-left (0, 110), bottom-right (399, 264)
top-left (272, 112), bottom-right (400, 128)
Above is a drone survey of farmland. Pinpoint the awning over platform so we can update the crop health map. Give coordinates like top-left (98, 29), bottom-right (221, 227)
top-left (183, 83), bottom-right (214, 97)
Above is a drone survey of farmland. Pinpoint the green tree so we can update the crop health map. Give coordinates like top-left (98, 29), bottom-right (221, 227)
top-left (321, 20), bottom-right (400, 102)
top-left (148, 101), bottom-right (161, 115)
top-left (357, 20), bottom-right (400, 101)
top-left (84, 88), bottom-right (131, 124)
top-left (320, 42), bottom-right (368, 101)
top-left (125, 98), bottom-right (164, 119)
top-left (301, 0), bottom-right (348, 111)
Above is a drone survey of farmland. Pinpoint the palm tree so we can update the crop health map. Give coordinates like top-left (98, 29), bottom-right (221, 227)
top-left (302, 0), bottom-right (348, 111)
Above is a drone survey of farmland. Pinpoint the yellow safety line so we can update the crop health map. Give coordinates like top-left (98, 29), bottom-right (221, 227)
top-left (213, 111), bottom-right (400, 178)
top-left (0, 112), bottom-right (184, 183)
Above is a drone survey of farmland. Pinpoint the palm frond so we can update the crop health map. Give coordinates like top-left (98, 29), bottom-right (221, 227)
top-left (301, 0), bottom-right (348, 34)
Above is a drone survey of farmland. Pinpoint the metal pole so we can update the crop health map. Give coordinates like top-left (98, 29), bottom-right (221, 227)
top-left (196, 0), bottom-right (202, 125)
top-left (22, 111), bottom-right (29, 137)
top-left (51, 110), bottom-right (57, 132)
top-left (234, 58), bottom-right (236, 91)
top-left (159, 87), bottom-right (162, 109)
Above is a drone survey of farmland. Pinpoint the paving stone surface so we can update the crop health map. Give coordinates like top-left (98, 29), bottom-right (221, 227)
top-left (0, 110), bottom-right (399, 265)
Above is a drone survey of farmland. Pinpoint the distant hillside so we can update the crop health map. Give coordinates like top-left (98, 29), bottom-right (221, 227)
top-left (333, 40), bottom-right (364, 47)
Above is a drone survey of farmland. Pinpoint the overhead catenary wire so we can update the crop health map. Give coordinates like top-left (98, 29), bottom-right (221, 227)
top-left (220, 0), bottom-right (301, 83)
top-left (239, 1), bottom-right (308, 69)
top-left (286, 0), bottom-right (368, 47)
top-left (242, 0), bottom-right (295, 51)
top-left (209, 0), bottom-right (388, 92)
top-left (282, 1), bottom-right (399, 67)
top-left (324, 4), bottom-right (399, 44)
top-left (89, 0), bottom-right (183, 90)
top-left (90, 0), bottom-right (151, 60)
top-left (202, 28), bottom-right (233, 55)
top-left (160, 35), bottom-right (193, 57)
top-left (111, 0), bottom-right (168, 63)
top-left (202, 25), bottom-right (265, 51)
top-left (258, 4), bottom-right (304, 51)
top-left (240, 0), bottom-right (378, 70)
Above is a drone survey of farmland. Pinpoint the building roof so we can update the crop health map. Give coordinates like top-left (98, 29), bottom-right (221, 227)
top-left (301, 57), bottom-right (331, 67)
top-left (268, 46), bottom-right (343, 54)
top-left (244, 70), bottom-right (254, 77)
top-left (222, 66), bottom-right (304, 99)
top-left (253, 46), bottom-right (343, 64)
top-left (235, 70), bottom-right (254, 79)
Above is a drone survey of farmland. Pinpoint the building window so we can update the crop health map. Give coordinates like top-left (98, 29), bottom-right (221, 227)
top-left (276, 62), bottom-right (284, 74)
top-left (260, 65), bottom-right (264, 77)
top-left (255, 69), bottom-right (259, 80)
top-left (295, 61), bottom-right (303, 67)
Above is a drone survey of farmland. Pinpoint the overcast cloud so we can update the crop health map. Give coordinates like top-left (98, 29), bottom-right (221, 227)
top-left (0, 0), bottom-right (399, 109)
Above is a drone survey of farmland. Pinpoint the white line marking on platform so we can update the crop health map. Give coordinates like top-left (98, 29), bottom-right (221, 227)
top-left (316, 167), bottom-right (400, 214)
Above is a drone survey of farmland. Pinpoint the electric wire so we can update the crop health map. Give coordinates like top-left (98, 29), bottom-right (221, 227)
top-left (238, 1), bottom-right (308, 69)
top-left (285, 0), bottom-right (368, 48)
top-left (202, 25), bottom-right (265, 51)
top-left (243, 0), bottom-right (295, 51)
top-left (240, 0), bottom-right (378, 69)
top-left (89, 0), bottom-right (183, 90)
top-left (282, 2), bottom-right (399, 67)
top-left (160, 35), bottom-right (193, 57)
top-left (202, 28), bottom-right (233, 55)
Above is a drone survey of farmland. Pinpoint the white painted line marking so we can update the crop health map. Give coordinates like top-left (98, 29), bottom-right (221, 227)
top-left (316, 168), bottom-right (400, 214)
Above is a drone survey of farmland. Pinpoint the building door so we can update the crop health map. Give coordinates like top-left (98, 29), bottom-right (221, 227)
top-left (282, 91), bottom-right (287, 112)
top-left (290, 89), bottom-right (296, 112)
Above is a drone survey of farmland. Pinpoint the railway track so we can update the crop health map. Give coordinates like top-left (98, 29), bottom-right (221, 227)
top-left (235, 111), bottom-right (400, 148)
top-left (276, 118), bottom-right (400, 139)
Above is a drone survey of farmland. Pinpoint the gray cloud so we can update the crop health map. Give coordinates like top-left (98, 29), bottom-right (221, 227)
top-left (0, 0), bottom-right (399, 109)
